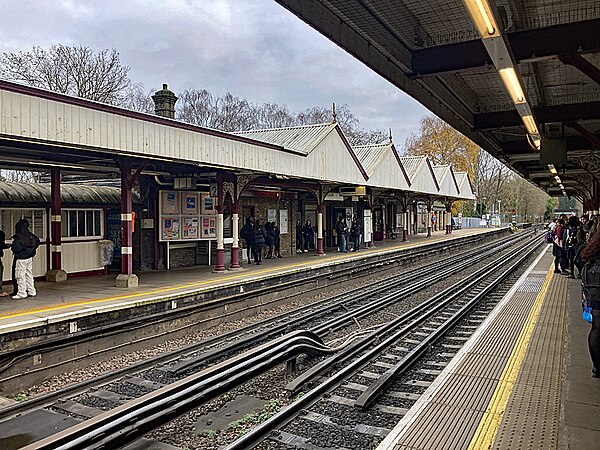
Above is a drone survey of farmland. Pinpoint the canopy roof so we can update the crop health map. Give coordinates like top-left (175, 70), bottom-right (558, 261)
top-left (275, 1), bottom-right (600, 201)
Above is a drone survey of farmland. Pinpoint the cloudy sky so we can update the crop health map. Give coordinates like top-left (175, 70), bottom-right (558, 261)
top-left (0, 0), bottom-right (429, 146)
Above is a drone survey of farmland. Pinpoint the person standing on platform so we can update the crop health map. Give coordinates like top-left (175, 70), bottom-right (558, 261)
top-left (579, 230), bottom-right (600, 378)
top-left (11, 219), bottom-right (40, 299)
top-left (553, 218), bottom-right (566, 274)
top-left (264, 222), bottom-right (275, 259)
top-left (350, 216), bottom-right (361, 252)
top-left (336, 216), bottom-right (348, 253)
top-left (0, 230), bottom-right (10, 297)
top-left (273, 222), bottom-right (282, 258)
top-left (253, 219), bottom-right (266, 265)
top-left (302, 220), bottom-right (314, 253)
top-left (240, 217), bottom-right (255, 264)
top-left (295, 219), bottom-right (303, 254)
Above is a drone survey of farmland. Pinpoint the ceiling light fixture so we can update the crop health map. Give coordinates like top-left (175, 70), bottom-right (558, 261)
top-left (522, 115), bottom-right (539, 134)
top-left (463, 0), bottom-right (499, 37)
top-left (548, 164), bottom-right (557, 175)
top-left (498, 68), bottom-right (526, 104)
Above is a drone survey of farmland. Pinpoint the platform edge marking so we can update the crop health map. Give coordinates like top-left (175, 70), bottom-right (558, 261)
top-left (375, 245), bottom-right (549, 450)
top-left (466, 261), bottom-right (554, 450)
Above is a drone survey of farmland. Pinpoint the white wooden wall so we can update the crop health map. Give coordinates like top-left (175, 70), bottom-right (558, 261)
top-left (62, 241), bottom-right (103, 274)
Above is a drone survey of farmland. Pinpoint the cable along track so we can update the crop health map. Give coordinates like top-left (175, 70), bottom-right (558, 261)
top-left (7, 231), bottom-right (537, 449)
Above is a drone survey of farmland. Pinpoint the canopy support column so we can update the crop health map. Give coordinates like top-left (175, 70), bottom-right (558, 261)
top-left (46, 167), bottom-right (67, 282)
top-left (215, 175), bottom-right (226, 273)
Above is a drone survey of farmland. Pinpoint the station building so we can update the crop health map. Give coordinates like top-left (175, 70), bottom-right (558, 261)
top-left (0, 80), bottom-right (475, 287)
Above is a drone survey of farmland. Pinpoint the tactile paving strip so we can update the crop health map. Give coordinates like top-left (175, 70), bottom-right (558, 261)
top-left (379, 249), bottom-right (561, 450)
top-left (492, 273), bottom-right (566, 450)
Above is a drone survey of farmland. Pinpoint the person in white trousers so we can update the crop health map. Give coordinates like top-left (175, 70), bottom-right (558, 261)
top-left (11, 219), bottom-right (40, 300)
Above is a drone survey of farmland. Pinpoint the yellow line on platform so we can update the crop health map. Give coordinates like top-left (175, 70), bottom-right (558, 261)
top-left (466, 263), bottom-right (554, 450)
top-left (1, 235), bottom-right (455, 321)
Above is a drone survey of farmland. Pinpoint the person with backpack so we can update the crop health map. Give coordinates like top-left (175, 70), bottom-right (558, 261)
top-left (336, 216), bottom-right (348, 253)
top-left (564, 216), bottom-right (580, 278)
top-left (302, 220), bottom-right (314, 252)
top-left (350, 216), bottom-right (361, 252)
top-left (579, 229), bottom-right (600, 378)
top-left (11, 219), bottom-right (40, 299)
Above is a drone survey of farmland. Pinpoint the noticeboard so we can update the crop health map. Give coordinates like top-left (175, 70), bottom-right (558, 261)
top-left (159, 190), bottom-right (216, 241)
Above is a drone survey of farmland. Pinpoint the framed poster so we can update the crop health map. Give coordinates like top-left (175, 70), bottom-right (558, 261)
top-left (162, 217), bottom-right (180, 240)
top-left (182, 192), bottom-right (199, 215)
top-left (183, 217), bottom-right (198, 239)
top-left (267, 209), bottom-right (277, 223)
top-left (202, 194), bottom-right (215, 214)
top-left (161, 191), bottom-right (179, 214)
top-left (202, 216), bottom-right (217, 238)
top-left (279, 209), bottom-right (288, 234)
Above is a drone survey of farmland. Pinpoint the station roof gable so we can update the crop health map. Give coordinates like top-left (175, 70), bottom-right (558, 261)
top-left (433, 165), bottom-right (460, 198)
top-left (399, 156), bottom-right (440, 196)
top-left (454, 172), bottom-right (476, 200)
top-left (354, 142), bottom-right (410, 190)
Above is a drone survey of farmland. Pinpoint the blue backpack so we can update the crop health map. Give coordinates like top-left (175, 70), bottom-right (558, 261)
top-left (544, 228), bottom-right (554, 244)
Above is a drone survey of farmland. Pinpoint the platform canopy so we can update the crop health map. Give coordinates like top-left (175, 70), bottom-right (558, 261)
top-left (454, 172), bottom-right (477, 200)
top-left (353, 141), bottom-right (411, 191)
top-left (275, 1), bottom-right (600, 202)
top-left (400, 156), bottom-right (440, 196)
top-left (433, 165), bottom-right (461, 198)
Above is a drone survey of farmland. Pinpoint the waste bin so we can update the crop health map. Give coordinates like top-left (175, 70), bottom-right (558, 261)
top-left (98, 240), bottom-right (115, 266)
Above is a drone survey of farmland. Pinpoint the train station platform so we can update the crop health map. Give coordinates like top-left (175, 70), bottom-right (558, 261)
top-left (0, 228), bottom-right (501, 339)
top-left (377, 245), bottom-right (600, 450)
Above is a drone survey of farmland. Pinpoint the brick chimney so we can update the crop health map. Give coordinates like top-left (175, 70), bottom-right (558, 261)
top-left (152, 84), bottom-right (177, 119)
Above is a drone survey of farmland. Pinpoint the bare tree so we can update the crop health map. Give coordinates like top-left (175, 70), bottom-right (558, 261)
top-left (256, 102), bottom-right (295, 129)
top-left (123, 84), bottom-right (155, 113)
top-left (1, 44), bottom-right (133, 105)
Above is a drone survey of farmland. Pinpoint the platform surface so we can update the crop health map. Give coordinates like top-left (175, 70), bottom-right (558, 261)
top-left (377, 245), bottom-right (600, 450)
top-left (0, 228), bottom-right (496, 335)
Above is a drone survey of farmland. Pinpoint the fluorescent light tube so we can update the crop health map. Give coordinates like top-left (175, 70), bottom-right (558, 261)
top-left (499, 68), bottom-right (526, 104)
top-left (463, 0), bottom-right (500, 37)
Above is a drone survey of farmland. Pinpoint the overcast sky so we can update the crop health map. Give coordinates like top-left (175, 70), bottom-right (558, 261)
top-left (0, 0), bottom-right (429, 146)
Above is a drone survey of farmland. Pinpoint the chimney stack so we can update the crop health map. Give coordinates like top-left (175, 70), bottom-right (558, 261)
top-left (152, 84), bottom-right (177, 119)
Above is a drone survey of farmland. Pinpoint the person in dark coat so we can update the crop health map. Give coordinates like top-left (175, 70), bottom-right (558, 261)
top-left (11, 219), bottom-right (40, 299)
top-left (295, 219), bottom-right (303, 254)
top-left (302, 220), bottom-right (314, 252)
top-left (264, 222), bottom-right (275, 258)
top-left (564, 216), bottom-right (580, 278)
top-left (253, 220), bottom-right (266, 264)
top-left (0, 230), bottom-right (10, 297)
top-left (273, 222), bottom-right (282, 258)
top-left (336, 216), bottom-right (348, 253)
top-left (240, 217), bottom-right (255, 264)
top-left (350, 216), bottom-right (361, 252)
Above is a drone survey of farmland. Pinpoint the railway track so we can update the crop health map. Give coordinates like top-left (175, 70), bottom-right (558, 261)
top-left (0, 229), bottom-right (505, 394)
top-left (1, 231), bottom-right (538, 449)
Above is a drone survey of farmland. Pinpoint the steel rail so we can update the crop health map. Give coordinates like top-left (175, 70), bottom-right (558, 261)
top-left (286, 235), bottom-right (539, 394)
top-left (22, 331), bottom-right (334, 450)
top-left (223, 238), bottom-right (543, 450)
top-left (172, 231), bottom-right (530, 375)
top-left (0, 231), bottom-right (518, 420)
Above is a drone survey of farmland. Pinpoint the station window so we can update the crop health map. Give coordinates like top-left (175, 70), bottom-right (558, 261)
top-left (61, 209), bottom-right (103, 239)
top-left (0, 209), bottom-right (46, 240)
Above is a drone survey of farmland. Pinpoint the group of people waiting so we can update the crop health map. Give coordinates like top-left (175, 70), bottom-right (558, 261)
top-left (550, 213), bottom-right (600, 378)
top-left (335, 215), bottom-right (362, 253)
top-left (240, 217), bottom-right (282, 265)
top-left (295, 219), bottom-right (315, 253)
top-left (0, 219), bottom-right (41, 299)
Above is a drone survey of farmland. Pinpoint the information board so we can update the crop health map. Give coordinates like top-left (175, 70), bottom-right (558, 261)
top-left (159, 190), bottom-right (216, 241)
top-left (279, 209), bottom-right (288, 234)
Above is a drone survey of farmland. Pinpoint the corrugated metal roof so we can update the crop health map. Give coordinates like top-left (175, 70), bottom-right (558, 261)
top-left (399, 156), bottom-right (426, 179)
top-left (454, 172), bottom-right (476, 199)
top-left (0, 181), bottom-right (126, 204)
top-left (233, 123), bottom-right (335, 155)
top-left (353, 143), bottom-right (389, 176)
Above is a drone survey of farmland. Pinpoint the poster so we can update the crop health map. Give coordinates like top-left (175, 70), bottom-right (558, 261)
top-left (279, 209), bottom-right (288, 234)
top-left (267, 209), bottom-right (277, 223)
top-left (163, 217), bottom-right (180, 240)
top-left (162, 191), bottom-right (179, 214)
top-left (183, 217), bottom-right (198, 238)
top-left (202, 194), bottom-right (214, 214)
top-left (183, 192), bottom-right (198, 215)
top-left (202, 216), bottom-right (217, 238)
